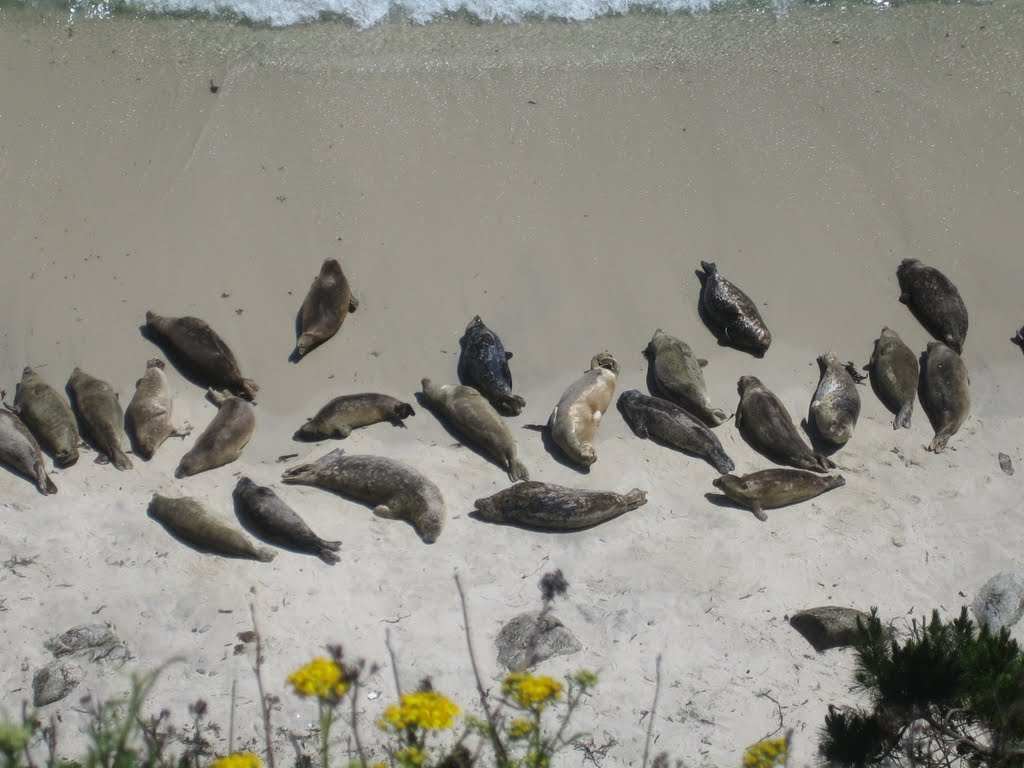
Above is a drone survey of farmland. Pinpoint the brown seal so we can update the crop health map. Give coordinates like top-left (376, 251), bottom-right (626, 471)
top-left (472, 482), bottom-right (647, 531)
top-left (295, 258), bottom-right (358, 359)
top-left (11, 366), bottom-right (80, 467)
top-left (126, 359), bottom-right (192, 460)
top-left (644, 329), bottom-right (727, 427)
top-left (0, 408), bottom-right (58, 495)
top-left (808, 352), bottom-right (861, 446)
top-left (920, 340), bottom-right (970, 453)
top-left (67, 367), bottom-right (132, 470)
top-left (294, 393), bottom-right (415, 441)
top-left (696, 261), bottom-right (772, 356)
top-left (175, 389), bottom-right (255, 478)
top-left (868, 327), bottom-right (919, 430)
top-left (147, 494), bottom-right (275, 561)
top-left (736, 375), bottom-right (832, 472)
top-left (548, 352), bottom-right (619, 468)
top-left (897, 258), bottom-right (968, 353)
top-left (233, 477), bottom-right (341, 565)
top-left (712, 469), bottom-right (845, 522)
top-left (144, 311), bottom-right (258, 400)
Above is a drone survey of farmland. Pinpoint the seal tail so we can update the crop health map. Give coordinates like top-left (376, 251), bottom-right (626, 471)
top-left (928, 431), bottom-right (950, 454)
top-left (507, 458), bottom-right (530, 483)
top-left (253, 547), bottom-right (277, 563)
top-left (240, 379), bottom-right (259, 400)
top-left (37, 471), bottom-right (58, 496)
top-left (621, 489), bottom-right (649, 511)
top-left (894, 402), bottom-right (913, 430)
top-left (496, 393), bottom-right (526, 416)
top-left (699, 260), bottom-right (717, 276)
top-left (282, 449), bottom-right (343, 484)
top-left (110, 448), bottom-right (134, 471)
top-left (706, 408), bottom-right (729, 427)
top-left (315, 541), bottom-right (342, 566)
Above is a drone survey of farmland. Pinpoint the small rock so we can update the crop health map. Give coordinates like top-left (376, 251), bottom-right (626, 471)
top-left (496, 611), bottom-right (582, 671)
top-left (999, 453), bottom-right (1014, 476)
top-left (972, 572), bottom-right (1024, 632)
top-left (44, 624), bottom-right (130, 667)
top-left (32, 661), bottom-right (83, 706)
top-left (789, 606), bottom-right (875, 652)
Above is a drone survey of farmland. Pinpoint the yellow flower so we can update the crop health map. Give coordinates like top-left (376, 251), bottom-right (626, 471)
top-left (502, 672), bottom-right (563, 712)
top-left (743, 737), bottom-right (789, 768)
top-left (287, 657), bottom-right (349, 700)
top-left (379, 691), bottom-right (460, 732)
top-left (508, 718), bottom-right (536, 740)
top-left (211, 752), bottom-right (262, 768)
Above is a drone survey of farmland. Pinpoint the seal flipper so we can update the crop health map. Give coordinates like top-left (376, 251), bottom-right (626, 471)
top-left (507, 457), bottom-right (530, 483)
top-left (750, 504), bottom-right (767, 523)
top-left (372, 504), bottom-right (396, 519)
top-left (348, 296), bottom-right (359, 312)
top-left (315, 544), bottom-right (342, 565)
top-left (894, 402), bottom-right (913, 430)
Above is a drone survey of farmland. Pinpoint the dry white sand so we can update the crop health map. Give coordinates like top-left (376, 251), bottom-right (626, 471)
top-left (2, 4), bottom-right (1024, 765)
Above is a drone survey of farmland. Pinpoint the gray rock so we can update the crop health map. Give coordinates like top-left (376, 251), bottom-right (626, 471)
top-left (496, 611), bottom-right (582, 671)
top-left (999, 453), bottom-right (1014, 476)
top-left (44, 624), bottom-right (130, 667)
top-left (32, 661), bottom-right (83, 706)
top-left (972, 572), bottom-right (1024, 632)
top-left (789, 606), bottom-right (874, 652)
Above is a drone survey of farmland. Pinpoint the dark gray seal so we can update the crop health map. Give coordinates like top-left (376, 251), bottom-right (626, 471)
top-left (295, 258), bottom-right (358, 359)
top-left (294, 393), bottom-right (415, 441)
top-left (175, 389), bottom-right (255, 478)
top-left (458, 316), bottom-right (525, 416)
top-left (920, 340), bottom-right (970, 453)
top-left (67, 367), bottom-right (132, 470)
top-left (232, 477), bottom-right (341, 565)
top-left (644, 329), bottom-right (727, 427)
top-left (0, 408), bottom-right (57, 495)
top-left (712, 469), bottom-right (845, 521)
top-left (616, 389), bottom-right (734, 473)
top-left (126, 359), bottom-right (192, 460)
top-left (11, 366), bottom-right (80, 467)
top-left (281, 448), bottom-right (446, 544)
top-left (420, 378), bottom-right (529, 482)
top-left (472, 482), bottom-right (648, 531)
top-left (808, 352), bottom-right (861, 446)
top-left (868, 327), bottom-right (919, 430)
top-left (736, 375), bottom-right (832, 472)
top-left (896, 258), bottom-right (968, 354)
top-left (144, 311), bottom-right (258, 400)
top-left (696, 261), bottom-right (771, 356)
top-left (147, 494), bottom-right (275, 561)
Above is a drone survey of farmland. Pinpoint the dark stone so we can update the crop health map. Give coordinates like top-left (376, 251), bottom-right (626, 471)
top-left (495, 611), bottom-right (582, 671)
top-left (789, 606), bottom-right (874, 652)
top-left (32, 661), bottom-right (83, 706)
top-left (972, 572), bottom-right (1024, 631)
top-left (44, 623), bottom-right (129, 667)
top-left (999, 453), bottom-right (1014, 476)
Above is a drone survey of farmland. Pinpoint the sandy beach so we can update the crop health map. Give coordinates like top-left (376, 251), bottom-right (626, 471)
top-left (2, 3), bottom-right (1024, 764)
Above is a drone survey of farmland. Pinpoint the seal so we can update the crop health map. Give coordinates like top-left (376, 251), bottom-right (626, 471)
top-left (920, 340), bottom-right (970, 453)
top-left (67, 367), bottom-right (132, 470)
top-left (548, 352), bottom-right (620, 468)
top-left (472, 482), bottom-right (648, 531)
top-left (11, 366), bottom-right (80, 467)
top-left (294, 393), bottom-right (415, 441)
top-left (420, 378), bottom-right (529, 482)
top-left (126, 359), bottom-right (192, 460)
top-left (808, 352), bottom-right (861, 446)
top-left (616, 389), bottom-right (734, 473)
top-left (696, 261), bottom-right (772, 355)
top-left (896, 258), bottom-right (968, 353)
top-left (281, 448), bottom-right (446, 544)
top-left (295, 258), bottom-right (358, 359)
top-left (144, 311), bottom-right (258, 400)
top-left (458, 316), bottom-right (526, 416)
top-left (644, 329), bottom-right (727, 427)
top-left (147, 494), bottom-right (275, 561)
top-left (712, 469), bottom-right (846, 522)
top-left (0, 408), bottom-right (58, 495)
top-left (868, 327), bottom-right (919, 429)
top-left (232, 477), bottom-right (342, 565)
top-left (175, 389), bottom-right (255, 478)
top-left (736, 375), bottom-right (833, 472)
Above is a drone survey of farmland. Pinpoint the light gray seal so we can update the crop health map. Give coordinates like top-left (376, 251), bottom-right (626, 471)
top-left (616, 389), bottom-right (734, 473)
top-left (458, 316), bottom-right (526, 416)
top-left (175, 389), bottom-right (255, 478)
top-left (696, 261), bottom-right (772, 356)
top-left (281, 448), bottom-right (446, 544)
top-left (548, 352), bottom-right (619, 468)
top-left (736, 375), bottom-right (833, 472)
top-left (472, 482), bottom-right (648, 531)
top-left (67, 367), bottom-right (132, 470)
top-left (808, 352), bottom-right (861, 446)
top-left (897, 258), bottom-right (968, 354)
top-left (644, 329), bottom-right (727, 427)
top-left (868, 327), bottom-right (919, 430)
top-left (232, 477), bottom-right (341, 565)
top-left (126, 359), bottom-right (192, 460)
top-left (10, 366), bottom-right (80, 467)
top-left (920, 340), bottom-right (970, 453)
top-left (295, 258), bottom-right (358, 359)
top-left (0, 408), bottom-right (57, 495)
top-left (144, 311), bottom-right (258, 400)
top-left (712, 469), bottom-right (846, 521)
top-left (147, 494), bottom-right (275, 561)
top-left (420, 378), bottom-right (529, 482)
top-left (294, 393), bottom-right (415, 441)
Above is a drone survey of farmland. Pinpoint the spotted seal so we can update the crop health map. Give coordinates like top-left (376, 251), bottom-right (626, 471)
top-left (920, 341), bottom-right (970, 453)
top-left (808, 352), bottom-right (861, 446)
top-left (295, 258), bottom-right (358, 359)
top-left (147, 494), bottom-right (275, 561)
top-left (175, 389), bottom-right (255, 478)
top-left (126, 359), bottom-right (192, 460)
top-left (868, 327), bottom-right (919, 430)
top-left (281, 448), bottom-right (446, 544)
top-left (644, 329), bottom-right (727, 427)
top-left (472, 482), bottom-right (647, 531)
top-left (144, 311), bottom-right (258, 400)
top-left (11, 366), bottom-right (80, 467)
top-left (0, 408), bottom-right (57, 495)
top-left (696, 261), bottom-right (771, 356)
top-left (548, 352), bottom-right (619, 468)
top-left (712, 469), bottom-right (845, 521)
top-left (736, 375), bottom-right (832, 472)
top-left (232, 477), bottom-right (341, 564)
top-left (67, 367), bottom-right (132, 470)
top-left (897, 258), bottom-right (968, 354)
top-left (294, 393), bottom-right (415, 441)
top-left (458, 316), bottom-right (525, 416)
top-left (616, 389), bottom-right (734, 473)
